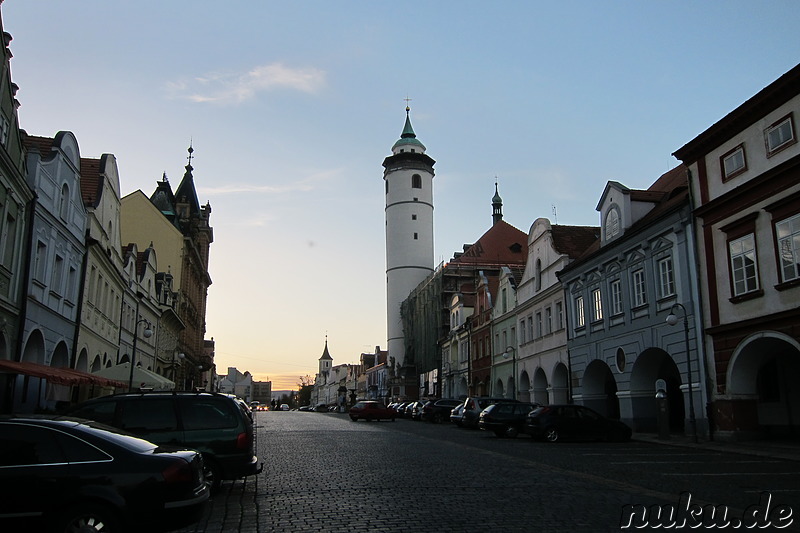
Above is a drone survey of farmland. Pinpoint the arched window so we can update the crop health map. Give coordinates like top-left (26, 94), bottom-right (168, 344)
top-left (412, 174), bottom-right (422, 189)
top-left (535, 259), bottom-right (542, 291)
top-left (59, 183), bottom-right (70, 219)
top-left (605, 207), bottom-right (620, 240)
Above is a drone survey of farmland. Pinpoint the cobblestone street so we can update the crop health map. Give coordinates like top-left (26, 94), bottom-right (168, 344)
top-left (174, 411), bottom-right (800, 533)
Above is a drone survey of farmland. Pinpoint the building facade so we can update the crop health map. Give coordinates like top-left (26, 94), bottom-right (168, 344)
top-left (673, 63), bottom-right (800, 441)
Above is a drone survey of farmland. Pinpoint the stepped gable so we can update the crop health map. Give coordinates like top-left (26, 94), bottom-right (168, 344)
top-left (450, 220), bottom-right (528, 266)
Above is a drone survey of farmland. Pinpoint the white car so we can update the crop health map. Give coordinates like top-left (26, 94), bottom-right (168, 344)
top-left (280, 403), bottom-right (290, 411)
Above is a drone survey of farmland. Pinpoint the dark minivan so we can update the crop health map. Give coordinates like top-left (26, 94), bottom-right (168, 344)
top-left (67, 391), bottom-right (262, 491)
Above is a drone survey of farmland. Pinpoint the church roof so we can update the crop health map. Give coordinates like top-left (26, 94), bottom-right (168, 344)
top-left (449, 220), bottom-right (528, 267)
top-left (319, 339), bottom-right (333, 360)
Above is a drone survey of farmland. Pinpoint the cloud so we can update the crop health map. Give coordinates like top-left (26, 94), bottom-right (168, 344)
top-left (167, 62), bottom-right (326, 104)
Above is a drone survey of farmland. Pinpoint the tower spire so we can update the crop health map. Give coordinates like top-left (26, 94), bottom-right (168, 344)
top-left (492, 179), bottom-right (503, 225)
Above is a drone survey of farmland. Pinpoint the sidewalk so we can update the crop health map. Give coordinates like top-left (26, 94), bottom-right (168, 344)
top-left (632, 432), bottom-right (800, 462)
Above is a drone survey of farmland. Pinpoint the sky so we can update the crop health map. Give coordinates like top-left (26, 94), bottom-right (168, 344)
top-left (3, 1), bottom-right (799, 391)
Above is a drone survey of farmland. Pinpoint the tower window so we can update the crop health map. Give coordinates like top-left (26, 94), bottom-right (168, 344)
top-left (412, 174), bottom-right (422, 189)
top-left (413, 233), bottom-right (418, 240)
top-left (412, 214), bottom-right (417, 220)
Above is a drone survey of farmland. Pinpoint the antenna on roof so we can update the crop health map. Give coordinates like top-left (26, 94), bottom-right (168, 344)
top-left (552, 205), bottom-right (558, 224)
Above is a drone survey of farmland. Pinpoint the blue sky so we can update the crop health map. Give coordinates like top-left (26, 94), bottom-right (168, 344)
top-left (4, 1), bottom-right (799, 390)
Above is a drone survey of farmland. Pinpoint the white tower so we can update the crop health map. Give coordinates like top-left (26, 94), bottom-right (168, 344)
top-left (383, 106), bottom-right (435, 375)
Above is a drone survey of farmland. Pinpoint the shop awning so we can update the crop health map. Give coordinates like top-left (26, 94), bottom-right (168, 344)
top-left (0, 360), bottom-right (126, 388)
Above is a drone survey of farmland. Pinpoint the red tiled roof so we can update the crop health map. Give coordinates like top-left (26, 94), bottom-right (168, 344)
top-left (80, 157), bottom-right (102, 207)
top-left (551, 225), bottom-right (601, 259)
top-left (450, 220), bottom-right (528, 266)
top-left (21, 132), bottom-right (54, 154)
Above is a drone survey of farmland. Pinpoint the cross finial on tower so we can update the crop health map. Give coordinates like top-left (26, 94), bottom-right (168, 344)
top-left (404, 95), bottom-right (412, 114)
top-left (187, 141), bottom-right (194, 167)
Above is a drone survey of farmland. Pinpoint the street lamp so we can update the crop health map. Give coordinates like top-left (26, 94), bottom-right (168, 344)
top-left (502, 346), bottom-right (517, 400)
top-left (666, 303), bottom-right (698, 443)
top-left (128, 318), bottom-right (154, 391)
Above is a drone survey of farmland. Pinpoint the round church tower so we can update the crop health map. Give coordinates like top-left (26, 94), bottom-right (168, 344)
top-left (383, 106), bottom-right (435, 376)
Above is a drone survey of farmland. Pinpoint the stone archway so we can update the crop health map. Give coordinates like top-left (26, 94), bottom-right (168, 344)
top-left (21, 329), bottom-right (46, 365)
top-left (724, 332), bottom-right (800, 439)
top-left (552, 362), bottom-right (569, 404)
top-left (51, 341), bottom-right (70, 368)
top-left (629, 348), bottom-right (683, 433)
top-left (582, 359), bottom-right (619, 419)
top-left (533, 367), bottom-right (549, 405)
top-left (518, 370), bottom-right (531, 403)
top-left (495, 378), bottom-right (505, 398)
top-left (75, 348), bottom-right (89, 372)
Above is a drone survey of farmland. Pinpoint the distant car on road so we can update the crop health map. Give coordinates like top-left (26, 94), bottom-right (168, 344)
top-left (523, 404), bottom-right (632, 442)
top-left (421, 399), bottom-right (463, 423)
top-left (461, 397), bottom-right (520, 429)
top-left (349, 401), bottom-right (396, 422)
top-left (0, 415), bottom-right (209, 533)
top-left (280, 403), bottom-right (290, 411)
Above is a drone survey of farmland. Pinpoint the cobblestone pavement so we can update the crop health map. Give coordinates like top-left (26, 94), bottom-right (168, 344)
top-left (173, 411), bottom-right (800, 533)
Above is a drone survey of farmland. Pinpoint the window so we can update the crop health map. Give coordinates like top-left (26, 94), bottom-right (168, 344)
top-left (412, 174), bottom-right (422, 189)
top-left (765, 115), bottom-right (795, 155)
top-left (519, 320), bottom-right (526, 344)
top-left (610, 279), bottom-right (623, 315)
top-left (0, 115), bottom-right (9, 147)
top-left (535, 259), bottom-right (542, 291)
top-left (545, 307), bottom-right (552, 335)
top-left (658, 257), bottom-right (675, 298)
top-left (411, 214), bottom-right (417, 220)
top-left (536, 312), bottom-right (542, 337)
top-left (632, 269), bottom-right (647, 307)
top-left (776, 214), bottom-right (800, 283)
top-left (34, 241), bottom-right (47, 281)
top-left (413, 233), bottom-right (418, 240)
top-left (556, 301), bottom-right (563, 330)
top-left (59, 184), bottom-right (70, 219)
top-left (575, 296), bottom-right (585, 328)
top-left (527, 316), bottom-right (533, 340)
top-left (2, 211), bottom-right (16, 267)
top-left (721, 145), bottom-right (746, 179)
top-left (52, 255), bottom-right (64, 294)
top-left (729, 233), bottom-right (759, 296)
top-left (605, 207), bottom-right (620, 240)
top-left (592, 288), bottom-right (603, 321)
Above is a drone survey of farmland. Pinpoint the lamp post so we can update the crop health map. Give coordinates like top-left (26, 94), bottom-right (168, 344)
top-left (128, 318), bottom-right (154, 391)
top-left (503, 346), bottom-right (517, 400)
top-left (666, 303), bottom-right (698, 443)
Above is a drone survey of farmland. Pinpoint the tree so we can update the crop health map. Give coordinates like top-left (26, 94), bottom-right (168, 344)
top-left (297, 375), bottom-right (314, 406)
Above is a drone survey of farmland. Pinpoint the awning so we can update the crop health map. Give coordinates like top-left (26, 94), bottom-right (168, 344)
top-left (93, 363), bottom-right (174, 391)
top-left (0, 360), bottom-right (126, 388)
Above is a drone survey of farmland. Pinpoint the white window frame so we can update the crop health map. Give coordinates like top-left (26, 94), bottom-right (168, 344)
top-left (632, 269), bottom-right (647, 307)
top-left (722, 145), bottom-right (746, 179)
top-left (575, 296), bottom-right (585, 328)
top-left (766, 115), bottom-right (795, 155)
top-left (776, 213), bottom-right (800, 283)
top-left (729, 233), bottom-right (759, 296)
top-left (610, 279), bottom-right (623, 315)
top-left (591, 288), bottom-right (603, 321)
top-left (658, 257), bottom-right (675, 298)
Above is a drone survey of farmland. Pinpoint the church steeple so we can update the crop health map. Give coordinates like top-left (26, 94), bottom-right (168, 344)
top-left (318, 335), bottom-right (332, 374)
top-left (492, 181), bottom-right (503, 225)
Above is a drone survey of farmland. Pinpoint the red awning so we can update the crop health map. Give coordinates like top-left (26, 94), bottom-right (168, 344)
top-left (0, 360), bottom-right (126, 388)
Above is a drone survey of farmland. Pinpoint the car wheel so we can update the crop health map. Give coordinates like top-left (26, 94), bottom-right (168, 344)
top-left (350, 416), bottom-right (358, 421)
top-left (433, 413), bottom-right (443, 424)
top-left (204, 458), bottom-right (223, 494)
top-left (391, 416), bottom-right (396, 422)
top-left (544, 427), bottom-right (560, 443)
top-left (505, 426), bottom-right (519, 439)
top-left (56, 503), bottom-right (120, 533)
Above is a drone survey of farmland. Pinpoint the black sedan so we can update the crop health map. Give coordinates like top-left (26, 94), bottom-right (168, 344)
top-left (478, 402), bottom-right (539, 437)
top-left (523, 404), bottom-right (632, 442)
top-left (0, 415), bottom-right (209, 533)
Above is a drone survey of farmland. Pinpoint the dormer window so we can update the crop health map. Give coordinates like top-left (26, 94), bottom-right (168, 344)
top-left (605, 207), bottom-right (620, 240)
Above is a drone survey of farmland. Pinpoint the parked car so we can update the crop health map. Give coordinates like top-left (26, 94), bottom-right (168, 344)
top-left (410, 401), bottom-right (428, 421)
top-left (280, 403), bottom-right (290, 411)
top-left (478, 402), bottom-right (539, 437)
top-left (349, 401), bottom-right (396, 422)
top-left (67, 391), bottom-right (262, 492)
top-left (422, 399), bottom-right (463, 423)
top-left (393, 402), bottom-right (409, 417)
top-left (523, 404), bottom-right (633, 442)
top-left (403, 402), bottom-right (418, 419)
top-left (450, 403), bottom-right (466, 426)
top-left (461, 397), bottom-right (520, 429)
top-left (0, 415), bottom-right (209, 533)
